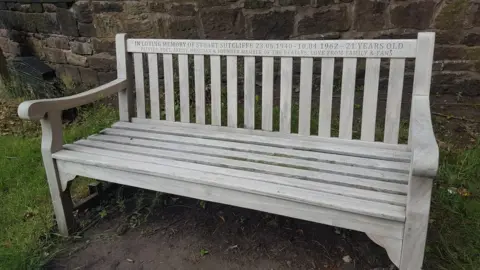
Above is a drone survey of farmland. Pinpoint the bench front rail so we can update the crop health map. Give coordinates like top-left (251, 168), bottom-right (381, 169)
top-left (19, 33), bottom-right (438, 270)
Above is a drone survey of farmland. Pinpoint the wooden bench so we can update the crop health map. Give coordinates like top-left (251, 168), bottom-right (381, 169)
top-left (18, 33), bottom-right (438, 270)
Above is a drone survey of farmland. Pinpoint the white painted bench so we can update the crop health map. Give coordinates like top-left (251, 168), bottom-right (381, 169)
top-left (18, 33), bottom-right (438, 270)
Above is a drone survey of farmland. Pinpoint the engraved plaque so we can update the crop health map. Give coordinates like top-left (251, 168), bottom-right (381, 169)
top-left (127, 39), bottom-right (417, 58)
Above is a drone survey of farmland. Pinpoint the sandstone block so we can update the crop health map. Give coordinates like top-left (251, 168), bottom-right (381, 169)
top-left (201, 9), bottom-right (244, 39)
top-left (92, 38), bottom-right (115, 54)
top-left (170, 18), bottom-right (199, 39)
top-left (72, 1), bottom-right (93, 23)
top-left (34, 12), bottom-right (61, 34)
top-left (245, 0), bottom-right (274, 9)
top-left (44, 36), bottom-right (69, 50)
top-left (124, 2), bottom-right (149, 15)
top-left (197, 0), bottom-right (237, 7)
top-left (435, 30), bottom-right (463, 45)
top-left (87, 53), bottom-right (116, 72)
top-left (93, 14), bottom-right (123, 38)
top-left (434, 46), bottom-right (468, 60)
top-left (442, 60), bottom-right (476, 72)
top-left (71, 41), bottom-right (93, 55)
top-left (57, 8), bottom-right (79, 36)
top-left (432, 72), bottom-right (480, 96)
top-left (297, 6), bottom-right (349, 35)
top-left (170, 3), bottom-right (196, 16)
top-left (43, 47), bottom-right (66, 64)
top-left (248, 10), bottom-right (294, 39)
top-left (43, 4), bottom-right (57, 13)
top-left (123, 14), bottom-right (159, 38)
top-left (354, 0), bottom-right (388, 31)
top-left (92, 2), bottom-right (123, 13)
top-left (56, 64), bottom-right (82, 86)
top-left (468, 4), bottom-right (480, 27)
top-left (435, 0), bottom-right (468, 30)
top-left (278, 0), bottom-right (310, 6)
top-left (78, 23), bottom-right (96, 37)
top-left (463, 31), bottom-right (480, 46)
top-left (31, 3), bottom-right (43, 13)
top-left (311, 0), bottom-right (336, 7)
top-left (78, 67), bottom-right (99, 86)
top-left (98, 71), bottom-right (117, 84)
top-left (148, 2), bottom-right (166, 12)
top-left (390, 1), bottom-right (435, 29)
top-left (17, 4), bottom-right (32, 13)
top-left (66, 51), bottom-right (88, 67)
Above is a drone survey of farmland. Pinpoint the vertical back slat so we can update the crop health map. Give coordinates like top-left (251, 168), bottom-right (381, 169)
top-left (298, 57), bottom-right (313, 135)
top-left (227, 56), bottom-right (237, 128)
top-left (339, 58), bottom-right (357, 139)
top-left (148, 53), bottom-right (160, 120)
top-left (163, 54), bottom-right (175, 121)
top-left (210, 55), bottom-right (221, 126)
top-left (318, 58), bottom-right (334, 137)
top-left (178, 54), bottom-right (190, 123)
top-left (194, 55), bottom-right (205, 124)
top-left (133, 53), bottom-right (146, 118)
top-left (244, 57), bottom-right (256, 129)
top-left (384, 58), bottom-right (406, 144)
top-left (148, 54), bottom-right (160, 120)
top-left (115, 34), bottom-right (133, 122)
top-left (279, 57), bottom-right (293, 133)
top-left (360, 58), bottom-right (381, 141)
top-left (261, 57), bottom-right (274, 131)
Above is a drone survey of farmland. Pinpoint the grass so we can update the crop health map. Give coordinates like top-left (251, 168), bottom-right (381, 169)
top-left (0, 97), bottom-right (479, 269)
top-left (0, 103), bottom-right (118, 270)
top-left (425, 143), bottom-right (480, 270)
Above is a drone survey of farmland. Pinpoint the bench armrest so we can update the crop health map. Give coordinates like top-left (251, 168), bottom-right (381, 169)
top-left (410, 96), bottom-right (439, 178)
top-left (18, 78), bottom-right (128, 121)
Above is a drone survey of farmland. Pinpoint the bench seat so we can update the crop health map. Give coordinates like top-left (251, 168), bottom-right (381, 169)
top-left (53, 119), bottom-right (411, 232)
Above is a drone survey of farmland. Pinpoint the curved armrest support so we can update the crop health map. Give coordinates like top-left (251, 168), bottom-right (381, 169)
top-left (18, 78), bottom-right (127, 120)
top-left (410, 96), bottom-right (439, 178)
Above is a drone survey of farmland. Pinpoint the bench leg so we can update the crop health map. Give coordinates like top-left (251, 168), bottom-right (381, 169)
top-left (399, 176), bottom-right (433, 270)
top-left (366, 233), bottom-right (401, 267)
top-left (41, 112), bottom-right (75, 236)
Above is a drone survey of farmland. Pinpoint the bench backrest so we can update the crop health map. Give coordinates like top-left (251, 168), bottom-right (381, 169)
top-left (115, 33), bottom-right (434, 145)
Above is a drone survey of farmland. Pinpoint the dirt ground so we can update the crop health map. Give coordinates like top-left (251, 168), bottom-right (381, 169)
top-left (47, 190), bottom-right (395, 270)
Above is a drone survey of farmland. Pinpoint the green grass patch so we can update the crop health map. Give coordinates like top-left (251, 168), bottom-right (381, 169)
top-left (0, 104), bottom-right (117, 270)
top-left (425, 142), bottom-right (480, 270)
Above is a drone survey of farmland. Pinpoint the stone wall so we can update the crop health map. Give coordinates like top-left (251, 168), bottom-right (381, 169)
top-left (0, 0), bottom-right (479, 95)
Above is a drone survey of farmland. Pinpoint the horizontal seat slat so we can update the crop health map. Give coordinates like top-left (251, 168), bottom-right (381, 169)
top-left (87, 134), bottom-right (408, 184)
top-left (78, 138), bottom-right (408, 193)
top-left (131, 118), bottom-right (409, 152)
top-left (57, 161), bottom-right (405, 239)
top-left (53, 150), bottom-right (406, 221)
top-left (65, 142), bottom-right (407, 206)
top-left (112, 121), bottom-right (411, 162)
top-left (91, 133), bottom-right (409, 173)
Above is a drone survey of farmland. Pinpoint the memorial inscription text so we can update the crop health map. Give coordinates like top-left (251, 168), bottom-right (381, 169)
top-left (131, 40), bottom-right (410, 58)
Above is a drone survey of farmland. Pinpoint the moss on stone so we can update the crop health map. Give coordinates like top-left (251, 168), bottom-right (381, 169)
top-left (59, 73), bottom-right (76, 91)
top-left (466, 47), bottom-right (480, 60)
top-left (435, 0), bottom-right (469, 29)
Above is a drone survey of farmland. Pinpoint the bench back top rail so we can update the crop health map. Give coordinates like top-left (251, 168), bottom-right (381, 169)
top-left (115, 33), bottom-right (434, 145)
